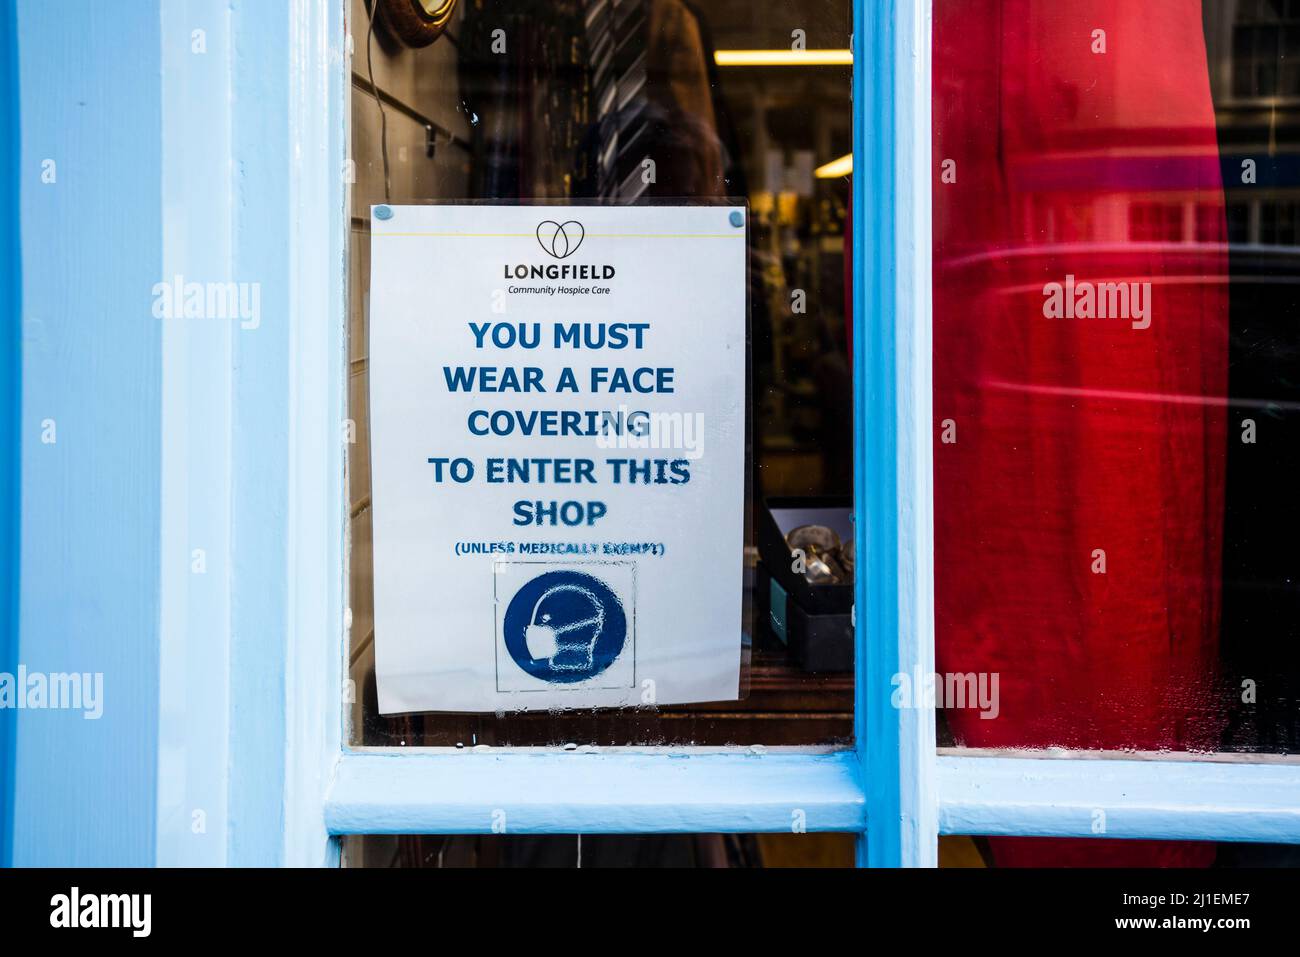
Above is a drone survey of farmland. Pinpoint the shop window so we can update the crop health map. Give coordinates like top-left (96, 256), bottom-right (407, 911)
top-left (948, 835), bottom-right (1297, 870)
top-left (342, 832), bottom-right (856, 867)
top-left (933, 0), bottom-right (1300, 756)
top-left (1231, 0), bottom-right (1300, 99)
top-left (346, 0), bottom-right (854, 747)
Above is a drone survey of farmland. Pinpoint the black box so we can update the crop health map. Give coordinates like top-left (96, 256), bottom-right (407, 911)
top-left (756, 497), bottom-right (853, 672)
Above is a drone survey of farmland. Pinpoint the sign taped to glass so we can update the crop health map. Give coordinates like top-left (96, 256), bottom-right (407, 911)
top-left (367, 204), bottom-right (746, 713)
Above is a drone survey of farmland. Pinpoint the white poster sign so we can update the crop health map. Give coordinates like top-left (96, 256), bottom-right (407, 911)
top-left (368, 204), bottom-right (746, 713)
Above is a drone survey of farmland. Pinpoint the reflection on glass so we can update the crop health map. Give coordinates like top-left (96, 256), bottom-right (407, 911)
top-left (348, 0), bottom-right (854, 746)
top-left (951, 834), bottom-right (1296, 869)
top-left (934, 0), bottom-right (1300, 755)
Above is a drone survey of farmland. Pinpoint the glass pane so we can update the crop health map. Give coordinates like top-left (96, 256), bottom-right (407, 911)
top-left (342, 832), bottom-right (855, 867)
top-left (347, 0), bottom-right (854, 746)
top-left (933, 1), bottom-right (1300, 753)
top-left (951, 835), bottom-right (1294, 869)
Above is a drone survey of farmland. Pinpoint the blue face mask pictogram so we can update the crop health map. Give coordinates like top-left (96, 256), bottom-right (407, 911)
top-left (504, 570), bottom-right (627, 683)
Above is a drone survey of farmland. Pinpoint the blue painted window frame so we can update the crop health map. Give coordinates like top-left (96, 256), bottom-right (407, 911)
top-left (9, 0), bottom-right (1300, 868)
top-left (0, 0), bottom-right (19, 871)
top-left (318, 0), bottom-right (1300, 865)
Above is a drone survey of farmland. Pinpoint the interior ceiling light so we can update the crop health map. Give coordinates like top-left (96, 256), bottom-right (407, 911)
top-left (714, 49), bottom-right (853, 67)
top-left (814, 154), bottom-right (853, 178)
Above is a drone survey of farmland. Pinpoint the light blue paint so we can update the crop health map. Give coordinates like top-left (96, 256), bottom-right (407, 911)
top-left (0, 0), bottom-right (19, 870)
top-left (150, 0), bottom-right (345, 868)
top-left (156, 0), bottom-right (236, 868)
top-left (156, 0), bottom-right (346, 867)
top-left (219, 0), bottom-right (334, 869)
top-left (279, 0), bottom-right (348, 867)
top-left (12, 0), bottom-right (162, 865)
top-left (326, 751), bottom-right (865, 836)
top-left (224, 0), bottom-right (293, 868)
top-left (14, 0), bottom-right (1300, 869)
top-left (853, 0), bottom-right (937, 867)
top-left (938, 755), bottom-right (1300, 844)
top-left (8, 0), bottom-right (344, 868)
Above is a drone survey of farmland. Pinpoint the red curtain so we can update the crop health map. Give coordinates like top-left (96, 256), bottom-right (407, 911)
top-left (933, 0), bottom-right (1228, 867)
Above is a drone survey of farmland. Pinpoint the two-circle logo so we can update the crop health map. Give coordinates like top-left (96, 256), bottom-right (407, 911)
top-left (503, 570), bottom-right (626, 683)
top-left (536, 220), bottom-right (585, 259)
